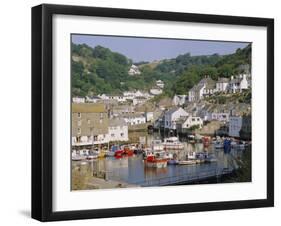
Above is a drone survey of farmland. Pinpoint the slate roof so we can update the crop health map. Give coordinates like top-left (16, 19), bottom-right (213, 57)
top-left (109, 118), bottom-right (127, 127)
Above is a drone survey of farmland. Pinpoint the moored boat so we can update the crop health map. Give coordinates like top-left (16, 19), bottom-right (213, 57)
top-left (163, 137), bottom-right (184, 150)
top-left (114, 149), bottom-right (124, 158)
top-left (123, 146), bottom-right (134, 156)
top-left (151, 140), bottom-right (164, 151)
top-left (145, 151), bottom-right (168, 168)
top-left (105, 150), bottom-right (115, 157)
top-left (167, 159), bottom-right (179, 165)
top-left (178, 160), bottom-right (197, 165)
top-left (72, 155), bottom-right (87, 161)
top-left (214, 141), bottom-right (224, 149)
top-left (202, 136), bottom-right (211, 147)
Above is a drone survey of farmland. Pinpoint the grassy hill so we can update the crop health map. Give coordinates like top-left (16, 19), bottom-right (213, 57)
top-left (71, 43), bottom-right (251, 98)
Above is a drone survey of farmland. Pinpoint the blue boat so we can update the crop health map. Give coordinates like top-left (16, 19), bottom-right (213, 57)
top-left (223, 139), bottom-right (231, 153)
top-left (167, 159), bottom-right (179, 165)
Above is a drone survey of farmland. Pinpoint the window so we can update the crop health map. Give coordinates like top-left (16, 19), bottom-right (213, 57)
top-left (87, 119), bottom-right (90, 124)
top-left (111, 134), bottom-right (115, 137)
top-left (77, 128), bottom-right (81, 134)
top-left (121, 133), bottom-right (124, 137)
top-left (77, 120), bottom-right (81, 126)
top-left (78, 112), bottom-right (81, 118)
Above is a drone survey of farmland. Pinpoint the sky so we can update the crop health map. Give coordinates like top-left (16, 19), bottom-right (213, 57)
top-left (72, 34), bottom-right (249, 63)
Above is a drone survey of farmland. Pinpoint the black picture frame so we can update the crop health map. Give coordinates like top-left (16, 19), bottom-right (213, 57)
top-left (32, 3), bottom-right (274, 222)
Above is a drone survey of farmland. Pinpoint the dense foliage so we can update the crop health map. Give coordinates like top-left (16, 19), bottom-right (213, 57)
top-left (71, 43), bottom-right (251, 97)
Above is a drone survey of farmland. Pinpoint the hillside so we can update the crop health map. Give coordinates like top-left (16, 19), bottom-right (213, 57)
top-left (71, 43), bottom-right (251, 97)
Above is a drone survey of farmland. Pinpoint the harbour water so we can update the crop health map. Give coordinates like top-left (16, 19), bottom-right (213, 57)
top-left (72, 132), bottom-right (251, 190)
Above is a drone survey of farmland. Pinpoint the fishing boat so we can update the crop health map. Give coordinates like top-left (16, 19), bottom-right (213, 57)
top-left (151, 140), bottom-right (164, 151)
top-left (163, 137), bottom-right (184, 150)
top-left (196, 152), bottom-right (208, 159)
top-left (105, 150), bottom-right (115, 157)
top-left (214, 141), bottom-right (224, 149)
top-left (167, 159), bottom-right (179, 165)
top-left (123, 146), bottom-right (134, 156)
top-left (223, 139), bottom-right (231, 152)
top-left (202, 136), bottom-right (211, 147)
top-left (187, 134), bottom-right (195, 143)
top-left (187, 151), bottom-right (196, 160)
top-left (145, 151), bottom-right (168, 168)
top-left (85, 150), bottom-right (98, 160)
top-left (114, 149), bottom-right (124, 158)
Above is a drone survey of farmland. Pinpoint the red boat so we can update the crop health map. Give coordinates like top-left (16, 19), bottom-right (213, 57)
top-left (114, 149), bottom-right (124, 158)
top-left (114, 146), bottom-right (134, 158)
top-left (145, 153), bottom-right (168, 168)
top-left (202, 136), bottom-right (211, 147)
top-left (123, 146), bottom-right (134, 156)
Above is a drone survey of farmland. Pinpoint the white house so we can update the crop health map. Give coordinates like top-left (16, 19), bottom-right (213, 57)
top-left (156, 80), bottom-right (165, 89)
top-left (212, 112), bottom-right (230, 122)
top-left (216, 78), bottom-right (229, 92)
top-left (164, 107), bottom-right (189, 130)
top-left (150, 87), bottom-right (163, 95)
top-left (173, 95), bottom-right (187, 106)
top-left (72, 96), bottom-right (85, 103)
top-left (98, 94), bottom-right (109, 100)
top-left (108, 95), bottom-right (126, 103)
top-left (188, 77), bottom-right (216, 102)
top-left (203, 112), bottom-right (230, 122)
top-left (229, 116), bottom-right (243, 137)
top-left (123, 114), bottom-right (146, 126)
top-left (85, 96), bottom-right (101, 103)
top-left (128, 64), bottom-right (141, 76)
top-left (228, 74), bottom-right (249, 93)
top-left (133, 97), bottom-right (147, 106)
top-left (108, 118), bottom-right (128, 142)
top-left (178, 116), bottom-right (203, 129)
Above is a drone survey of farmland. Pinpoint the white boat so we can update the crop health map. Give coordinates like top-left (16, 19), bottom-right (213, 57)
top-left (163, 137), bottom-right (184, 150)
top-left (86, 154), bottom-right (98, 160)
top-left (214, 141), bottom-right (224, 149)
top-left (163, 152), bottom-right (173, 160)
top-left (151, 140), bottom-right (164, 151)
top-left (187, 151), bottom-right (196, 160)
top-left (178, 160), bottom-right (197, 165)
top-left (105, 150), bottom-right (115, 157)
top-left (72, 155), bottom-right (86, 161)
top-left (231, 141), bottom-right (237, 147)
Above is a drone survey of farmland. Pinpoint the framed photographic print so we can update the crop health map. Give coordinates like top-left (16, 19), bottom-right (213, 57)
top-left (31, 4), bottom-right (274, 221)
